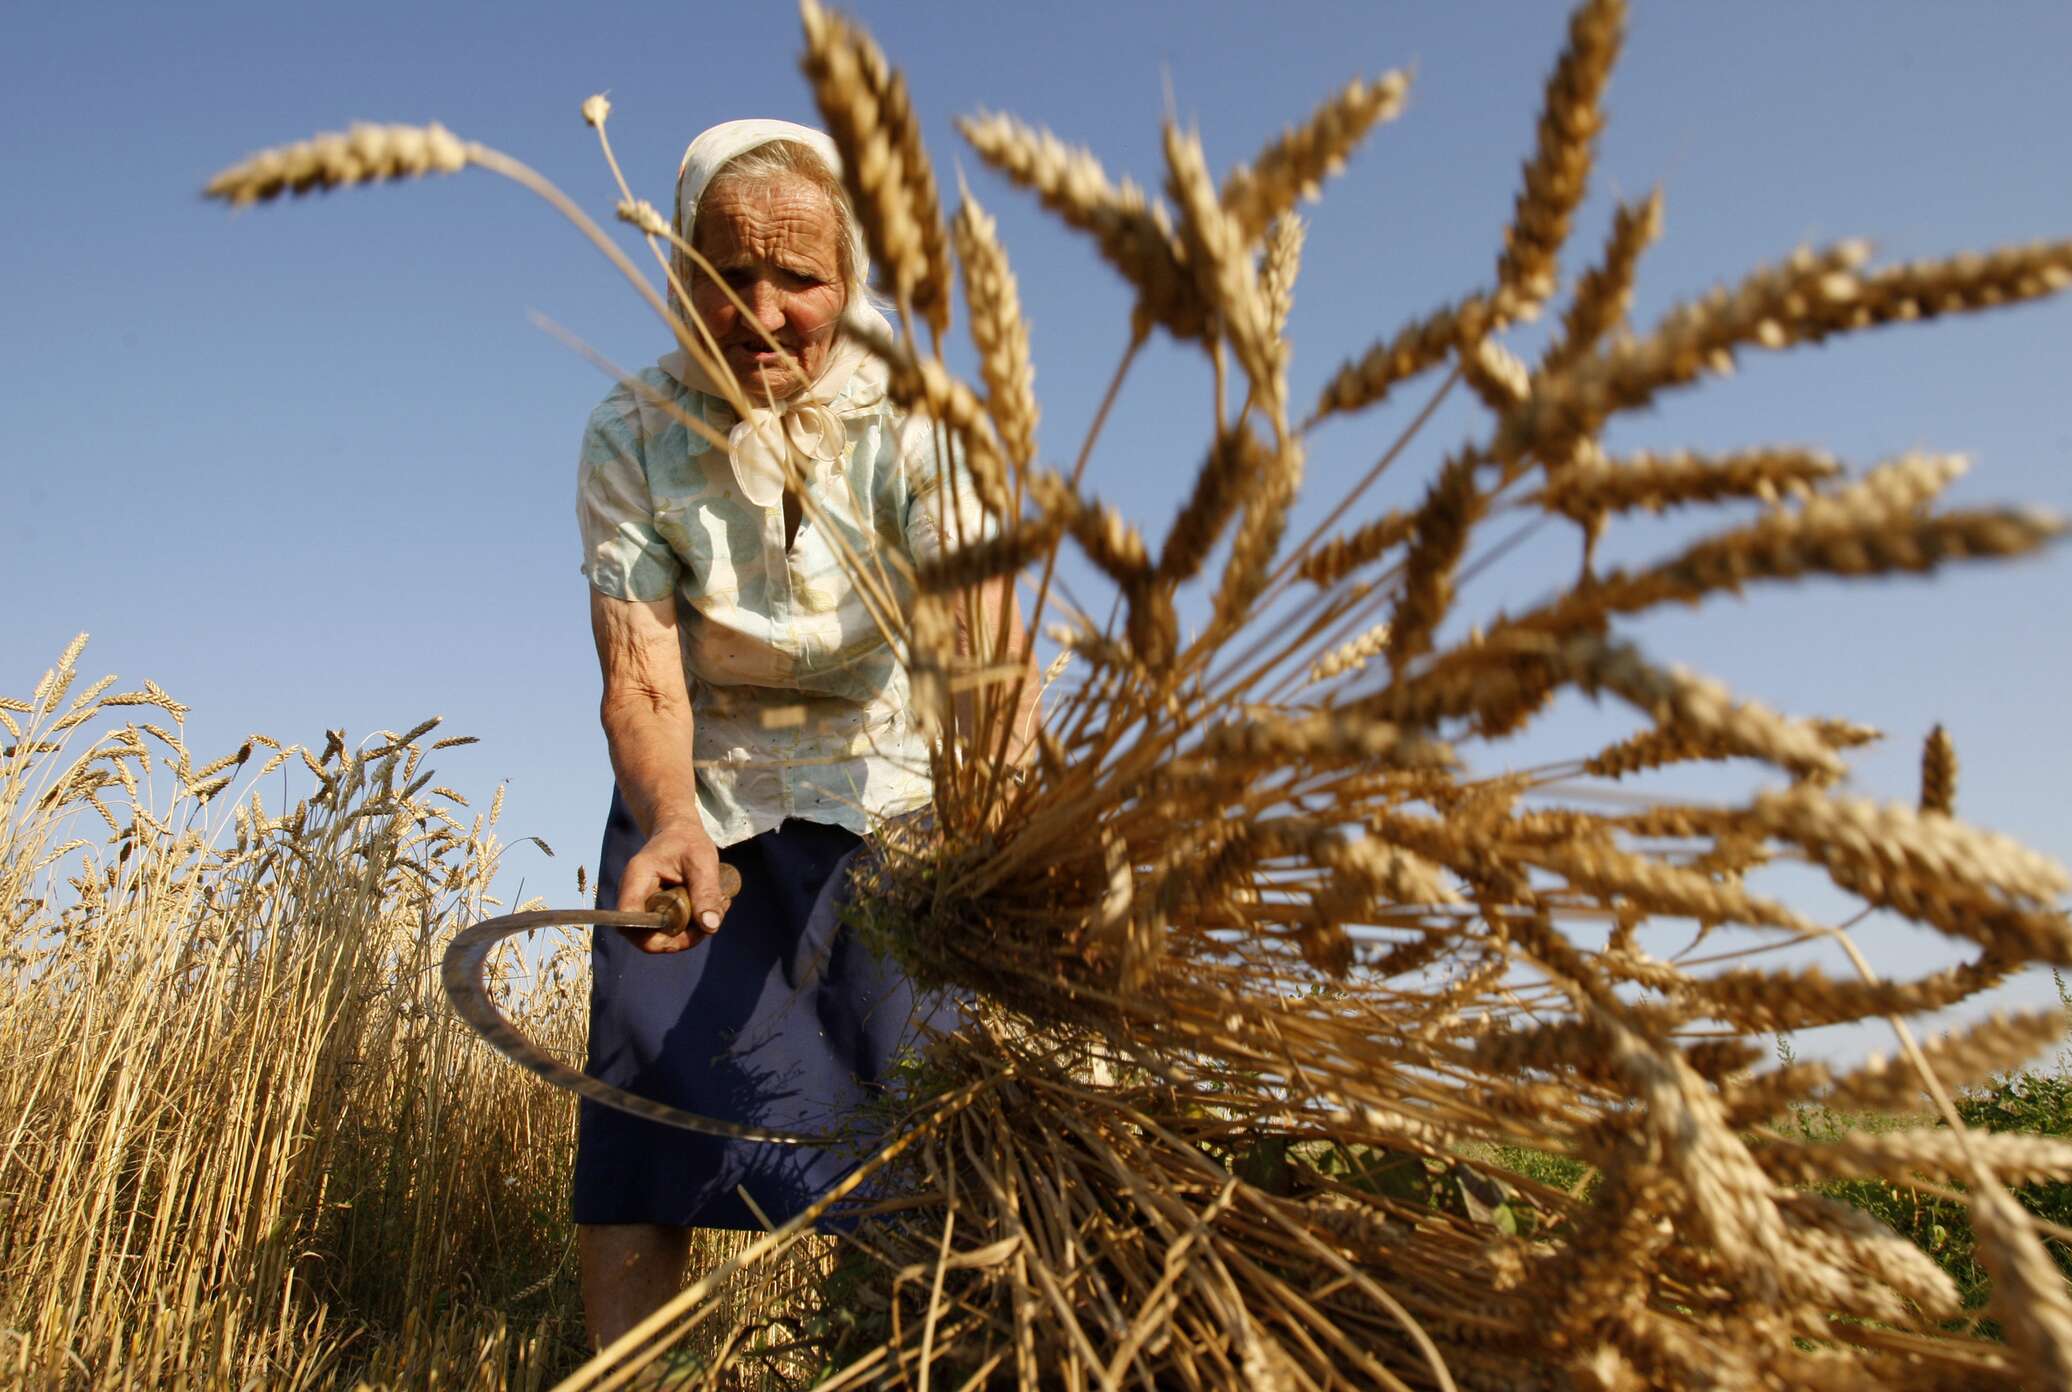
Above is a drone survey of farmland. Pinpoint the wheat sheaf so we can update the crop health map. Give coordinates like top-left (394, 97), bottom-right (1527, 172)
top-left (207, 2), bottom-right (2072, 1387)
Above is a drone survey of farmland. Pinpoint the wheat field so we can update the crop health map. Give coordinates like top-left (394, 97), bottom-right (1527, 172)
top-left (10, 0), bottom-right (2072, 1386)
top-left (0, 645), bottom-right (830, 1388)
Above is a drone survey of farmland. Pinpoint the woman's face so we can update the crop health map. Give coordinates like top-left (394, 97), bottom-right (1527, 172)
top-left (688, 175), bottom-right (849, 402)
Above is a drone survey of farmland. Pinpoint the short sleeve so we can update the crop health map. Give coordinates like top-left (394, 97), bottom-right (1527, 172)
top-left (901, 417), bottom-right (1002, 564)
top-left (576, 385), bottom-right (681, 602)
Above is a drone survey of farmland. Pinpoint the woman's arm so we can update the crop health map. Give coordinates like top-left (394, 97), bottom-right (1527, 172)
top-left (590, 588), bottom-right (728, 952)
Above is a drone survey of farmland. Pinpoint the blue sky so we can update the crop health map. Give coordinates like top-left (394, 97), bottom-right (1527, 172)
top-left (6, 2), bottom-right (2070, 1062)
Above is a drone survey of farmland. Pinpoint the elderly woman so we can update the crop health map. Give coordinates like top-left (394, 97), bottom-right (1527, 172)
top-left (573, 119), bottom-right (1031, 1345)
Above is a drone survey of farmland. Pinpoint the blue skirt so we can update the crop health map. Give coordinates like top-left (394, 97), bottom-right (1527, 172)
top-left (572, 791), bottom-right (948, 1230)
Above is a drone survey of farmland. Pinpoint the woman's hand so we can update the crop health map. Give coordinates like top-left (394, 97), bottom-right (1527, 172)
top-left (617, 818), bottom-right (729, 953)
top-left (590, 590), bottom-right (726, 953)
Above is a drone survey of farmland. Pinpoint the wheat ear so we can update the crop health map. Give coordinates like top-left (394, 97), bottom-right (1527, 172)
top-left (959, 111), bottom-right (1205, 342)
top-left (1209, 436), bottom-right (1307, 635)
top-left (1535, 445), bottom-right (1840, 523)
top-left (1919, 723), bottom-right (1958, 817)
top-left (206, 122), bottom-right (714, 417)
top-left (1027, 471), bottom-right (1149, 586)
top-left (204, 123), bottom-right (469, 204)
top-left (1972, 1182), bottom-right (2072, 1390)
top-left (1540, 187), bottom-right (1663, 373)
top-left (1158, 427), bottom-right (1262, 584)
top-left (1386, 447), bottom-right (1484, 675)
top-left (1297, 510), bottom-right (1416, 587)
top-left (1495, 0), bottom-right (1626, 317)
top-left (799, 0), bottom-right (949, 333)
top-left (954, 184), bottom-right (1039, 471)
top-left (1819, 1007), bottom-right (2062, 1116)
top-left (1310, 293), bottom-right (1490, 425)
top-left (1259, 214), bottom-right (1305, 342)
top-left (1814, 240), bottom-right (2072, 334)
top-left (1164, 120), bottom-right (1284, 422)
top-left (1305, 623), bottom-right (1393, 685)
top-left (1220, 71), bottom-right (1411, 246)
top-left (856, 325), bottom-right (1011, 519)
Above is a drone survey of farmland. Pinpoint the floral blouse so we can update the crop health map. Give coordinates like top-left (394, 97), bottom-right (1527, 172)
top-left (576, 353), bottom-right (989, 848)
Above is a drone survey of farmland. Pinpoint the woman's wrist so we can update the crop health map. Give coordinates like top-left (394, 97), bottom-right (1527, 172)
top-left (650, 810), bottom-right (710, 840)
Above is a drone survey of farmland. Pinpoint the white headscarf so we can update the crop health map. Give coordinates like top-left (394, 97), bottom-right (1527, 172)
top-left (660, 119), bottom-right (895, 507)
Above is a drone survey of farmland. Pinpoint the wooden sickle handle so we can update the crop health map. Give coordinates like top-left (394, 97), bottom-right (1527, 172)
top-left (644, 862), bottom-right (745, 937)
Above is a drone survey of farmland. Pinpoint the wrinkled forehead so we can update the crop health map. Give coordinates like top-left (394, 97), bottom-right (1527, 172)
top-left (677, 138), bottom-right (867, 289)
top-left (693, 177), bottom-right (847, 269)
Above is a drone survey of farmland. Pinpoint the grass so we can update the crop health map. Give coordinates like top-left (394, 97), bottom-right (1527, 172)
top-left (1778, 1038), bottom-right (2072, 1330)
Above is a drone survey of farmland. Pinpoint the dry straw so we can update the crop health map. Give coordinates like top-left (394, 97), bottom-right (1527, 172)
top-left (133, 0), bottom-right (2072, 1387)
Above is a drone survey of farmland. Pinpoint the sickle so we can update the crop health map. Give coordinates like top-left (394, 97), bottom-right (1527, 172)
top-left (440, 865), bottom-right (825, 1146)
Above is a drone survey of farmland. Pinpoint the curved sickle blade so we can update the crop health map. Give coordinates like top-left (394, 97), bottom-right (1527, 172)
top-left (441, 906), bottom-right (824, 1147)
